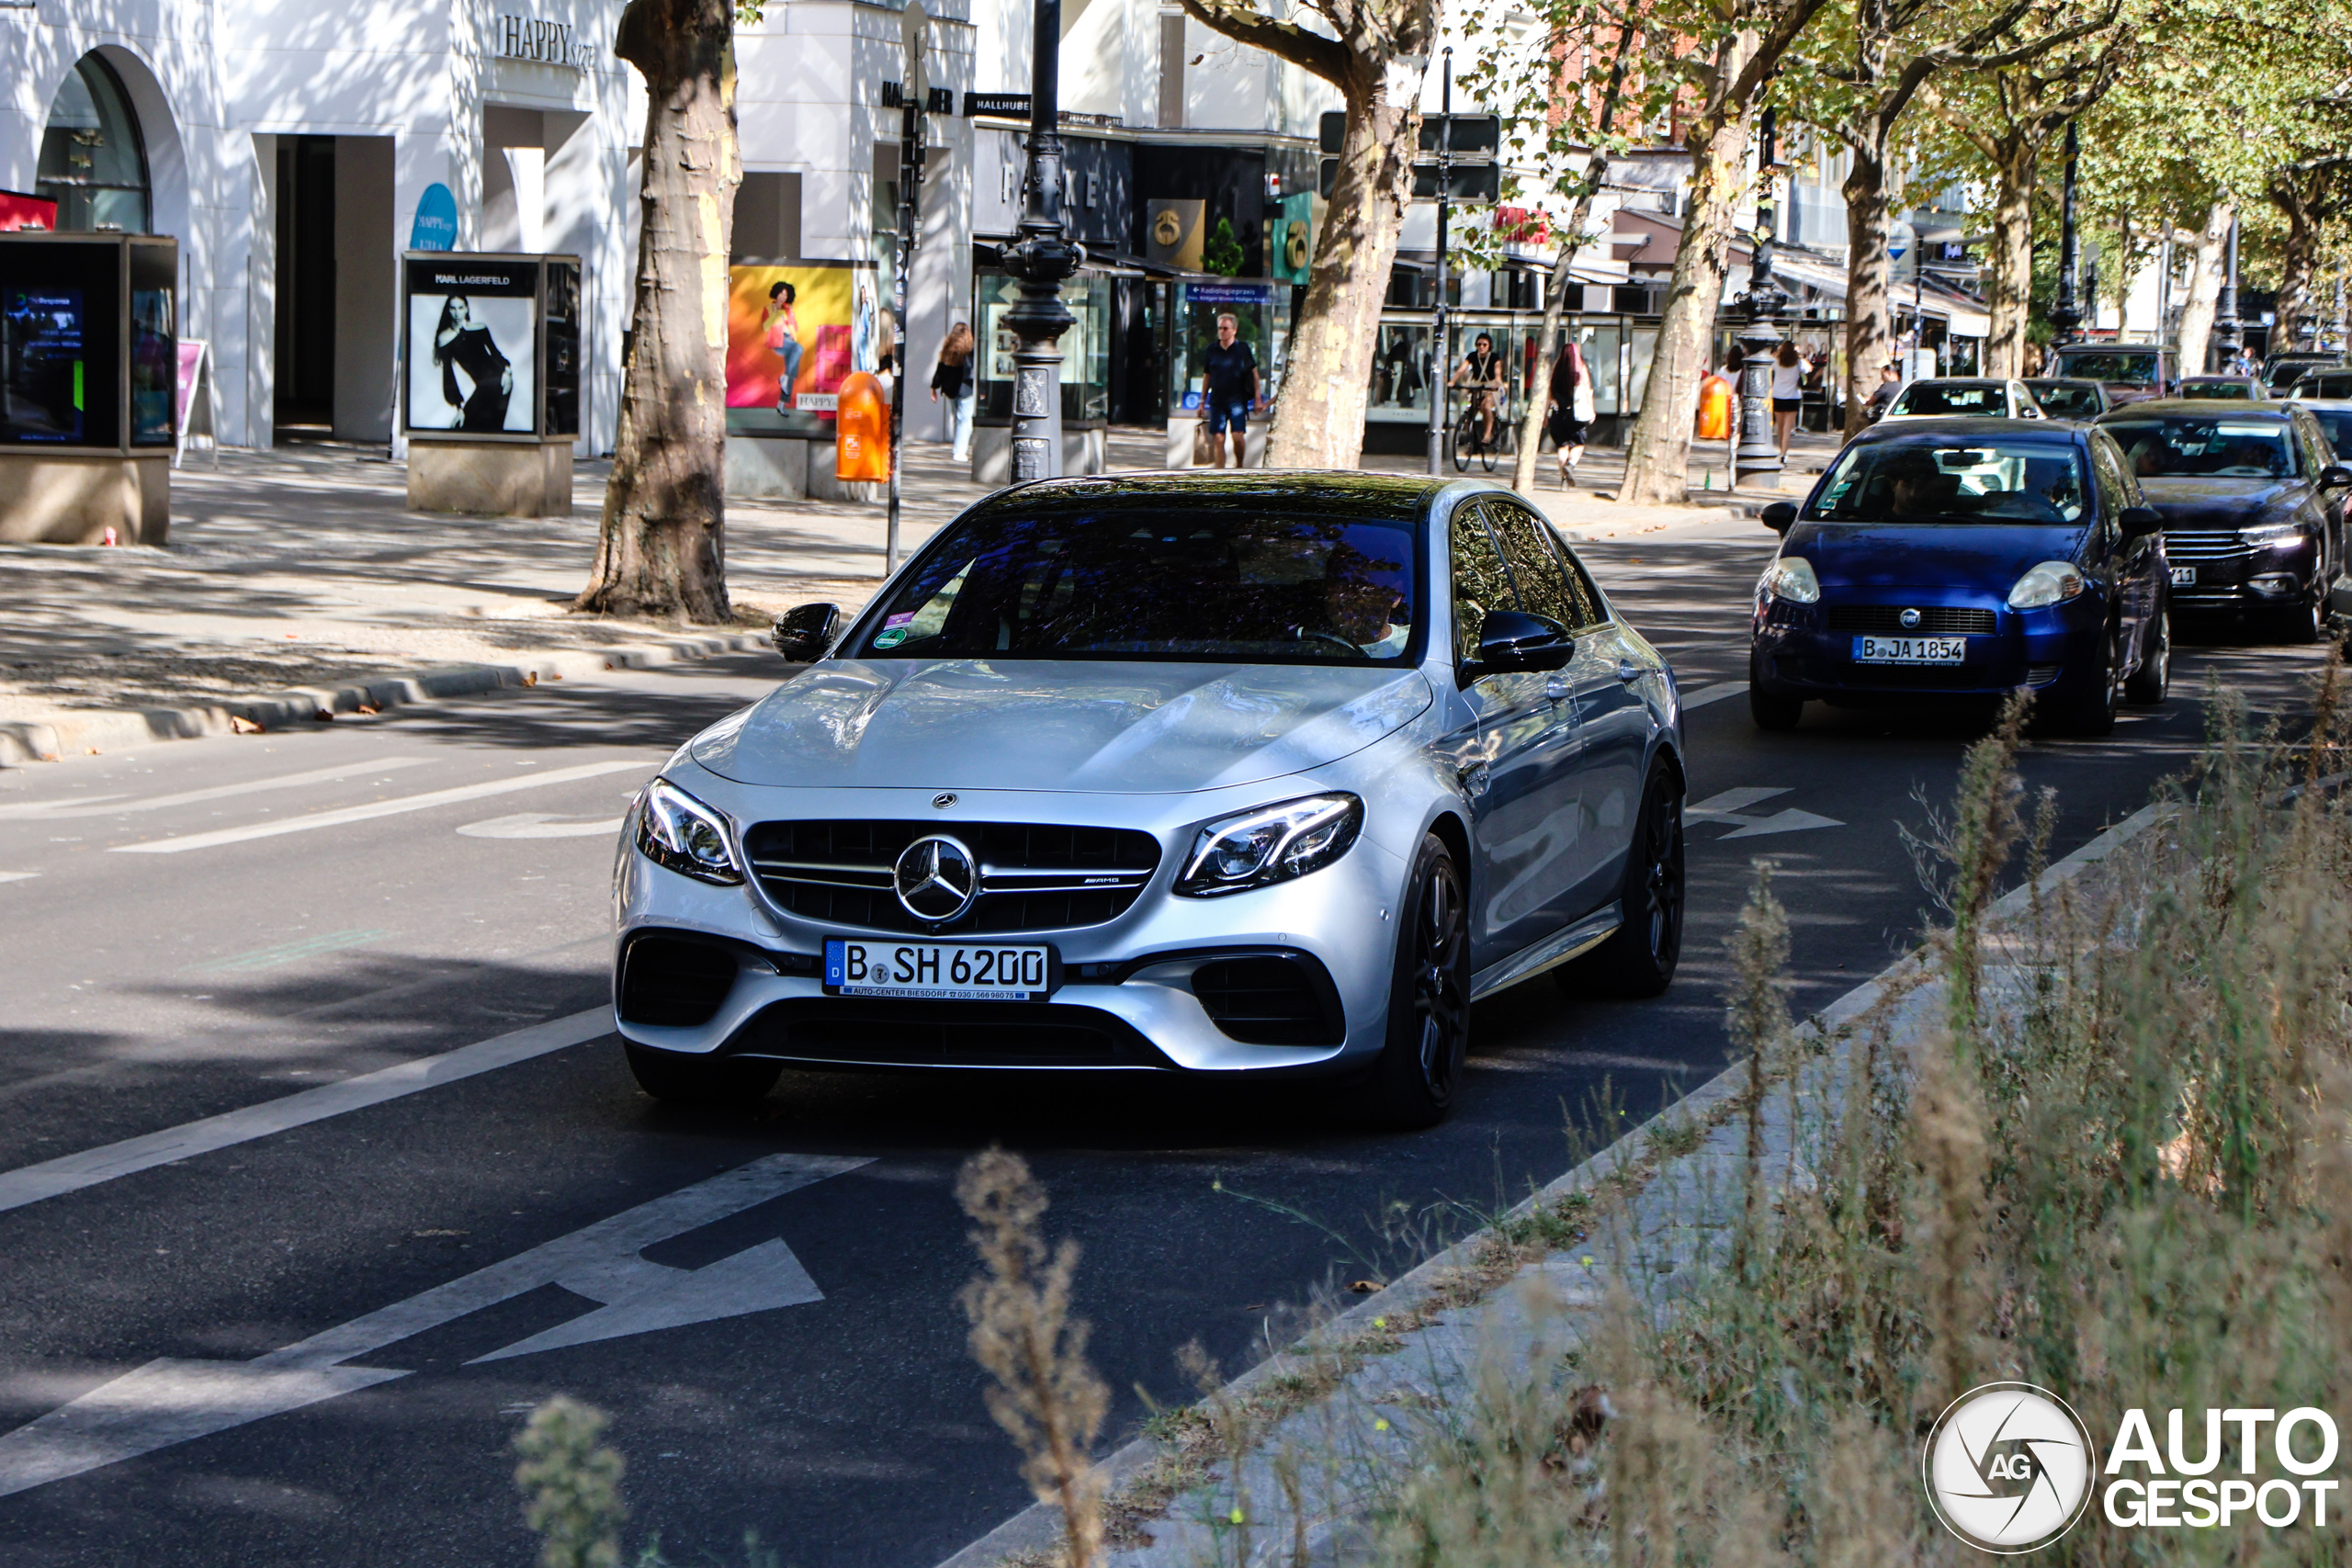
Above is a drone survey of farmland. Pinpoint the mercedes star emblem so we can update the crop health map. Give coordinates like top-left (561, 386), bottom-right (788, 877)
top-left (933, 792), bottom-right (958, 809)
top-left (1899, 607), bottom-right (1923, 629)
top-left (895, 834), bottom-right (978, 922)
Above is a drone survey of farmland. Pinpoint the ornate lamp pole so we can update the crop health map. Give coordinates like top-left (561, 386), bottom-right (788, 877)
top-left (1733, 102), bottom-right (1789, 491)
top-left (1000, 0), bottom-right (1080, 482)
top-left (2047, 120), bottom-right (2083, 343)
top-left (1426, 48), bottom-right (1453, 478)
top-left (2213, 213), bottom-right (2243, 372)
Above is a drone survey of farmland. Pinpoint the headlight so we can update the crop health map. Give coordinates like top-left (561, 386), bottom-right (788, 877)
top-left (2240, 520), bottom-right (2305, 546)
top-left (634, 778), bottom-right (744, 886)
top-left (1174, 794), bottom-right (1363, 897)
top-left (2007, 560), bottom-right (2086, 610)
top-left (1757, 556), bottom-right (1820, 604)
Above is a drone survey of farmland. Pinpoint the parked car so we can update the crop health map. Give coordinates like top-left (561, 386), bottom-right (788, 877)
top-left (2097, 400), bottom-right (2351, 641)
top-left (1748, 417), bottom-right (2170, 736)
top-left (2177, 375), bottom-right (2265, 400)
top-left (2292, 369), bottom-right (2352, 400)
top-left (1878, 378), bottom-right (2045, 421)
top-left (2042, 343), bottom-right (2177, 406)
top-left (2290, 395), bottom-right (2352, 463)
top-left (613, 473), bottom-right (1688, 1127)
top-left (2022, 378), bottom-right (2112, 420)
top-left (2260, 352), bottom-right (2344, 395)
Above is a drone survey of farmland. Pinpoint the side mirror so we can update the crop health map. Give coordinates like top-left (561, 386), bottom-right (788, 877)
top-left (2322, 465), bottom-right (2352, 491)
top-left (773, 603), bottom-right (842, 662)
top-left (2118, 506), bottom-right (2164, 539)
top-left (1469, 609), bottom-right (1573, 676)
top-left (1759, 501), bottom-right (1799, 533)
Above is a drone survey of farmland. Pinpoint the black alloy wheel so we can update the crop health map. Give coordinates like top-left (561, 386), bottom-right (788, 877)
top-left (625, 1043), bottom-right (784, 1106)
top-left (1363, 833), bottom-right (1471, 1129)
top-left (1558, 761), bottom-right (1686, 998)
top-left (2123, 596), bottom-right (2170, 705)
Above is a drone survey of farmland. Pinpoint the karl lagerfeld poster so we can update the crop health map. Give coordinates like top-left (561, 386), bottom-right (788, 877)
top-left (405, 258), bottom-right (536, 434)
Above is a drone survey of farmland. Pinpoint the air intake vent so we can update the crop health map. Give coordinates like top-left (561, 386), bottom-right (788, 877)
top-left (1826, 604), bottom-right (1997, 636)
top-left (619, 935), bottom-right (739, 1027)
top-left (1190, 954), bottom-right (1342, 1045)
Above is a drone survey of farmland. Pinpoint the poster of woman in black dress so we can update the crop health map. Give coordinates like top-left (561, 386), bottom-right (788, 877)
top-left (405, 259), bottom-right (537, 434)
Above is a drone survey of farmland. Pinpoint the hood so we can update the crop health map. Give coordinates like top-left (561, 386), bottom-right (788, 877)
top-left (1786, 522), bottom-right (2087, 591)
top-left (689, 660), bottom-right (1434, 794)
top-left (2138, 476), bottom-right (2302, 529)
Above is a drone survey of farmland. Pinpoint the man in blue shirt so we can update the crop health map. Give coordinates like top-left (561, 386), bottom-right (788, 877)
top-left (1199, 312), bottom-right (1261, 468)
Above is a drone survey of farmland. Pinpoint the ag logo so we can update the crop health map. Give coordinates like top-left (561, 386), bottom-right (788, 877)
top-left (1924, 1382), bottom-right (2094, 1553)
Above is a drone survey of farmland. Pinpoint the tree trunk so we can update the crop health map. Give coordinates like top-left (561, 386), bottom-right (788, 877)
top-left (2173, 200), bottom-right (2230, 377)
top-left (2272, 185), bottom-right (2319, 350)
top-left (1616, 106), bottom-right (1748, 505)
top-left (1269, 77), bottom-right (1425, 468)
top-left (1981, 141), bottom-right (2036, 378)
top-left (1840, 147), bottom-right (1894, 437)
top-left (576, 0), bottom-right (740, 624)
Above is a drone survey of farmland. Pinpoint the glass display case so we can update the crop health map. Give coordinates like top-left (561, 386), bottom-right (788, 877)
top-left (0, 231), bottom-right (175, 455)
top-left (1166, 279), bottom-right (1290, 418)
top-left (976, 270), bottom-right (1111, 425)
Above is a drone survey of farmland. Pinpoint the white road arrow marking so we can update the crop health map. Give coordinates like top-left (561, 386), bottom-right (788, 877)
top-left (456, 812), bottom-right (627, 840)
top-left (1686, 787), bottom-right (1844, 840)
top-left (0, 1152), bottom-right (868, 1498)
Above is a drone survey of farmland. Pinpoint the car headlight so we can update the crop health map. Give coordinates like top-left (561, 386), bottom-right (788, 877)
top-left (634, 778), bottom-right (745, 886)
top-left (2007, 560), bottom-right (2086, 610)
top-left (1175, 794), bottom-right (1363, 897)
top-left (1757, 556), bottom-right (1820, 604)
top-left (2240, 520), bottom-right (2306, 547)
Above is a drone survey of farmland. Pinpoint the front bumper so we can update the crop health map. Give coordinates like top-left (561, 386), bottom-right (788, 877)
top-left (612, 784), bottom-right (1412, 1076)
top-left (2163, 532), bottom-right (2320, 615)
top-left (1751, 594), bottom-right (2104, 704)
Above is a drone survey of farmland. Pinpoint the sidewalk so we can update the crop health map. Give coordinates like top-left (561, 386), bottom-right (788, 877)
top-left (0, 424), bottom-right (1818, 762)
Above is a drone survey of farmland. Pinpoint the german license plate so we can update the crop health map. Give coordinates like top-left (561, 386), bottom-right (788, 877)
top-left (822, 939), bottom-right (1053, 1001)
top-left (2171, 566), bottom-right (2197, 585)
top-left (1853, 635), bottom-right (1966, 664)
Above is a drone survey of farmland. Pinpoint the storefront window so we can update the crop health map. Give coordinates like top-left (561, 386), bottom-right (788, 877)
top-left (1626, 327), bottom-right (1659, 414)
top-left (977, 271), bottom-right (1111, 423)
top-left (128, 241), bottom-right (175, 446)
top-left (1369, 321), bottom-right (1432, 418)
top-left (1166, 280), bottom-right (1286, 422)
top-left (1581, 321), bottom-right (1623, 415)
top-left (37, 57), bottom-right (150, 234)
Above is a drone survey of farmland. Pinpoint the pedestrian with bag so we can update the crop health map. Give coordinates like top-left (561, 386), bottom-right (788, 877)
top-left (1546, 341), bottom-right (1595, 488)
top-left (930, 321), bottom-right (977, 463)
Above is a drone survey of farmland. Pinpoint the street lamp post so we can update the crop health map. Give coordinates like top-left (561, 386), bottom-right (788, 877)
top-left (2048, 120), bottom-right (2083, 343)
top-left (1000, 0), bottom-right (1080, 483)
top-left (1426, 49), bottom-right (1453, 478)
top-left (2213, 213), bottom-right (2243, 372)
top-left (1732, 104), bottom-right (1789, 491)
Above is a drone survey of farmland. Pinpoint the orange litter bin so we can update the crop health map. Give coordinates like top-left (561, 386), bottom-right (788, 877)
top-left (835, 372), bottom-right (889, 481)
top-left (1695, 373), bottom-right (1734, 442)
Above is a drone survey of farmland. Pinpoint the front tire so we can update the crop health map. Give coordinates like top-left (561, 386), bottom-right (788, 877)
top-left (1749, 679), bottom-right (1804, 731)
top-left (2273, 589), bottom-right (2324, 645)
top-left (2123, 600), bottom-right (2170, 705)
top-left (1360, 833), bottom-right (1470, 1130)
top-left (625, 1043), bottom-right (783, 1106)
top-left (1556, 761), bottom-right (1685, 998)
top-left (2059, 631), bottom-right (2119, 737)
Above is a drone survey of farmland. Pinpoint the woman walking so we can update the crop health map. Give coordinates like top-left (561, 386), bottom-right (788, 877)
top-left (930, 321), bottom-right (978, 463)
top-left (1545, 341), bottom-right (1594, 487)
top-left (1770, 342), bottom-right (1807, 458)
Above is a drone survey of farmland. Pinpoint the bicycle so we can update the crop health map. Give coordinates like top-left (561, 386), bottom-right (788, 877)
top-left (1450, 392), bottom-right (1514, 472)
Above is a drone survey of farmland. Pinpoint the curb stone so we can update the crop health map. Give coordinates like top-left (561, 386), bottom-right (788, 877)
top-left (931, 798), bottom-right (2177, 1568)
top-left (0, 632), bottom-right (775, 768)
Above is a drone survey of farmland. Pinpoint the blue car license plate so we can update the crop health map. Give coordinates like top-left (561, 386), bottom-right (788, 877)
top-left (1853, 635), bottom-right (1966, 664)
top-left (822, 939), bottom-right (1053, 1001)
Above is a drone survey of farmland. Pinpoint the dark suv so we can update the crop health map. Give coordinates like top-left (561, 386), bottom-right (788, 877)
top-left (2044, 344), bottom-right (2177, 407)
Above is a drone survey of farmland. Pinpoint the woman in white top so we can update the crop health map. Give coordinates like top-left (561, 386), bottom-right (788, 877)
top-left (1770, 343), bottom-right (1808, 457)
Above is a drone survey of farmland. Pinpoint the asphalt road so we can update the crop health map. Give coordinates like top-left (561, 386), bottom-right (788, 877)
top-left (0, 515), bottom-right (2330, 1568)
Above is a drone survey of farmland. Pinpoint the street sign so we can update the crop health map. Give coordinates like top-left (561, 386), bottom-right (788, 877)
top-left (1319, 110), bottom-right (1346, 155)
top-left (1413, 161), bottom-right (1500, 202)
top-left (1889, 220), bottom-right (1917, 283)
top-left (1418, 114), bottom-right (1500, 157)
top-left (964, 91), bottom-right (1032, 118)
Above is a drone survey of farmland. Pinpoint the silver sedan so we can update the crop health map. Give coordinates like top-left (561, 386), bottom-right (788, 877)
top-left (612, 472), bottom-right (1688, 1127)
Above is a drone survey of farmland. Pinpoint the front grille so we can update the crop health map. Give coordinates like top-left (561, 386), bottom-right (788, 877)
top-left (731, 998), bottom-right (1164, 1067)
top-left (2164, 528), bottom-right (2256, 563)
top-left (1190, 954), bottom-right (1343, 1045)
top-left (741, 820), bottom-right (1163, 935)
top-left (1825, 604), bottom-right (1998, 636)
top-left (1797, 659), bottom-right (2019, 691)
top-left (618, 934), bottom-right (739, 1027)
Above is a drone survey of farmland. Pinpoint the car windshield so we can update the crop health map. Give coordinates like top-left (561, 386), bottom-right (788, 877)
top-left (847, 510), bottom-right (1423, 664)
top-left (2105, 417), bottom-right (2297, 479)
top-left (2303, 407), bottom-right (2352, 457)
top-left (1892, 382), bottom-right (2004, 416)
top-left (1806, 440), bottom-right (2088, 525)
top-left (2181, 380), bottom-right (2255, 400)
top-left (2298, 371), bottom-right (2352, 399)
top-left (2055, 352), bottom-right (2160, 384)
top-left (2027, 382), bottom-right (2101, 417)
top-left (2267, 358), bottom-right (2336, 389)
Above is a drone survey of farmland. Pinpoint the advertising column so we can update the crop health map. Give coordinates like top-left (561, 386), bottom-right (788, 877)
top-left (402, 252), bottom-right (580, 515)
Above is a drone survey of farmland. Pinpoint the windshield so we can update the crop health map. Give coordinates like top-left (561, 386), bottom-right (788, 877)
top-left (847, 510), bottom-right (1423, 664)
top-left (2181, 380), bottom-right (2255, 400)
top-left (2266, 358), bottom-right (2336, 390)
top-left (1891, 382), bottom-right (2006, 416)
top-left (2054, 351), bottom-right (2159, 385)
top-left (2026, 382), bottom-right (2101, 417)
top-left (2298, 372), bottom-right (2352, 399)
top-left (1806, 440), bottom-right (2087, 525)
top-left (2105, 417), bottom-right (2297, 479)
top-left (2303, 408), bottom-right (2352, 458)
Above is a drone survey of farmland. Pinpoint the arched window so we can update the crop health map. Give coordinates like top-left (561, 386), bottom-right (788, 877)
top-left (36, 55), bottom-right (150, 233)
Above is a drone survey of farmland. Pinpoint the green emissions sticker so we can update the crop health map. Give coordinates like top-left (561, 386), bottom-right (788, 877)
top-left (73, 360), bottom-right (84, 411)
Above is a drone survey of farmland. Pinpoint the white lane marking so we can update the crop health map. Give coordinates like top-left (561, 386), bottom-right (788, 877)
top-left (0, 759), bottom-right (435, 822)
top-left (182, 929), bottom-right (390, 975)
top-left (1681, 680), bottom-right (1748, 710)
top-left (0, 1008), bottom-right (614, 1216)
top-left (456, 813), bottom-right (628, 840)
top-left (111, 760), bottom-right (652, 854)
top-left (0, 873), bottom-right (37, 885)
top-left (1688, 786), bottom-right (1844, 840)
top-left (0, 1154), bottom-right (870, 1498)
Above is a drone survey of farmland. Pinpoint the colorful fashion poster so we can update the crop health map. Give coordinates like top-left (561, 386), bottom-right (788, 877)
top-left (725, 264), bottom-right (863, 434)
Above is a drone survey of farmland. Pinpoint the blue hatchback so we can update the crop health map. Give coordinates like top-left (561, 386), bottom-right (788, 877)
top-left (1748, 417), bottom-right (2171, 735)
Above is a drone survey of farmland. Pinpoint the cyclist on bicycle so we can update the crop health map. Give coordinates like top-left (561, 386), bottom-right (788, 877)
top-left (1449, 333), bottom-right (1506, 449)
